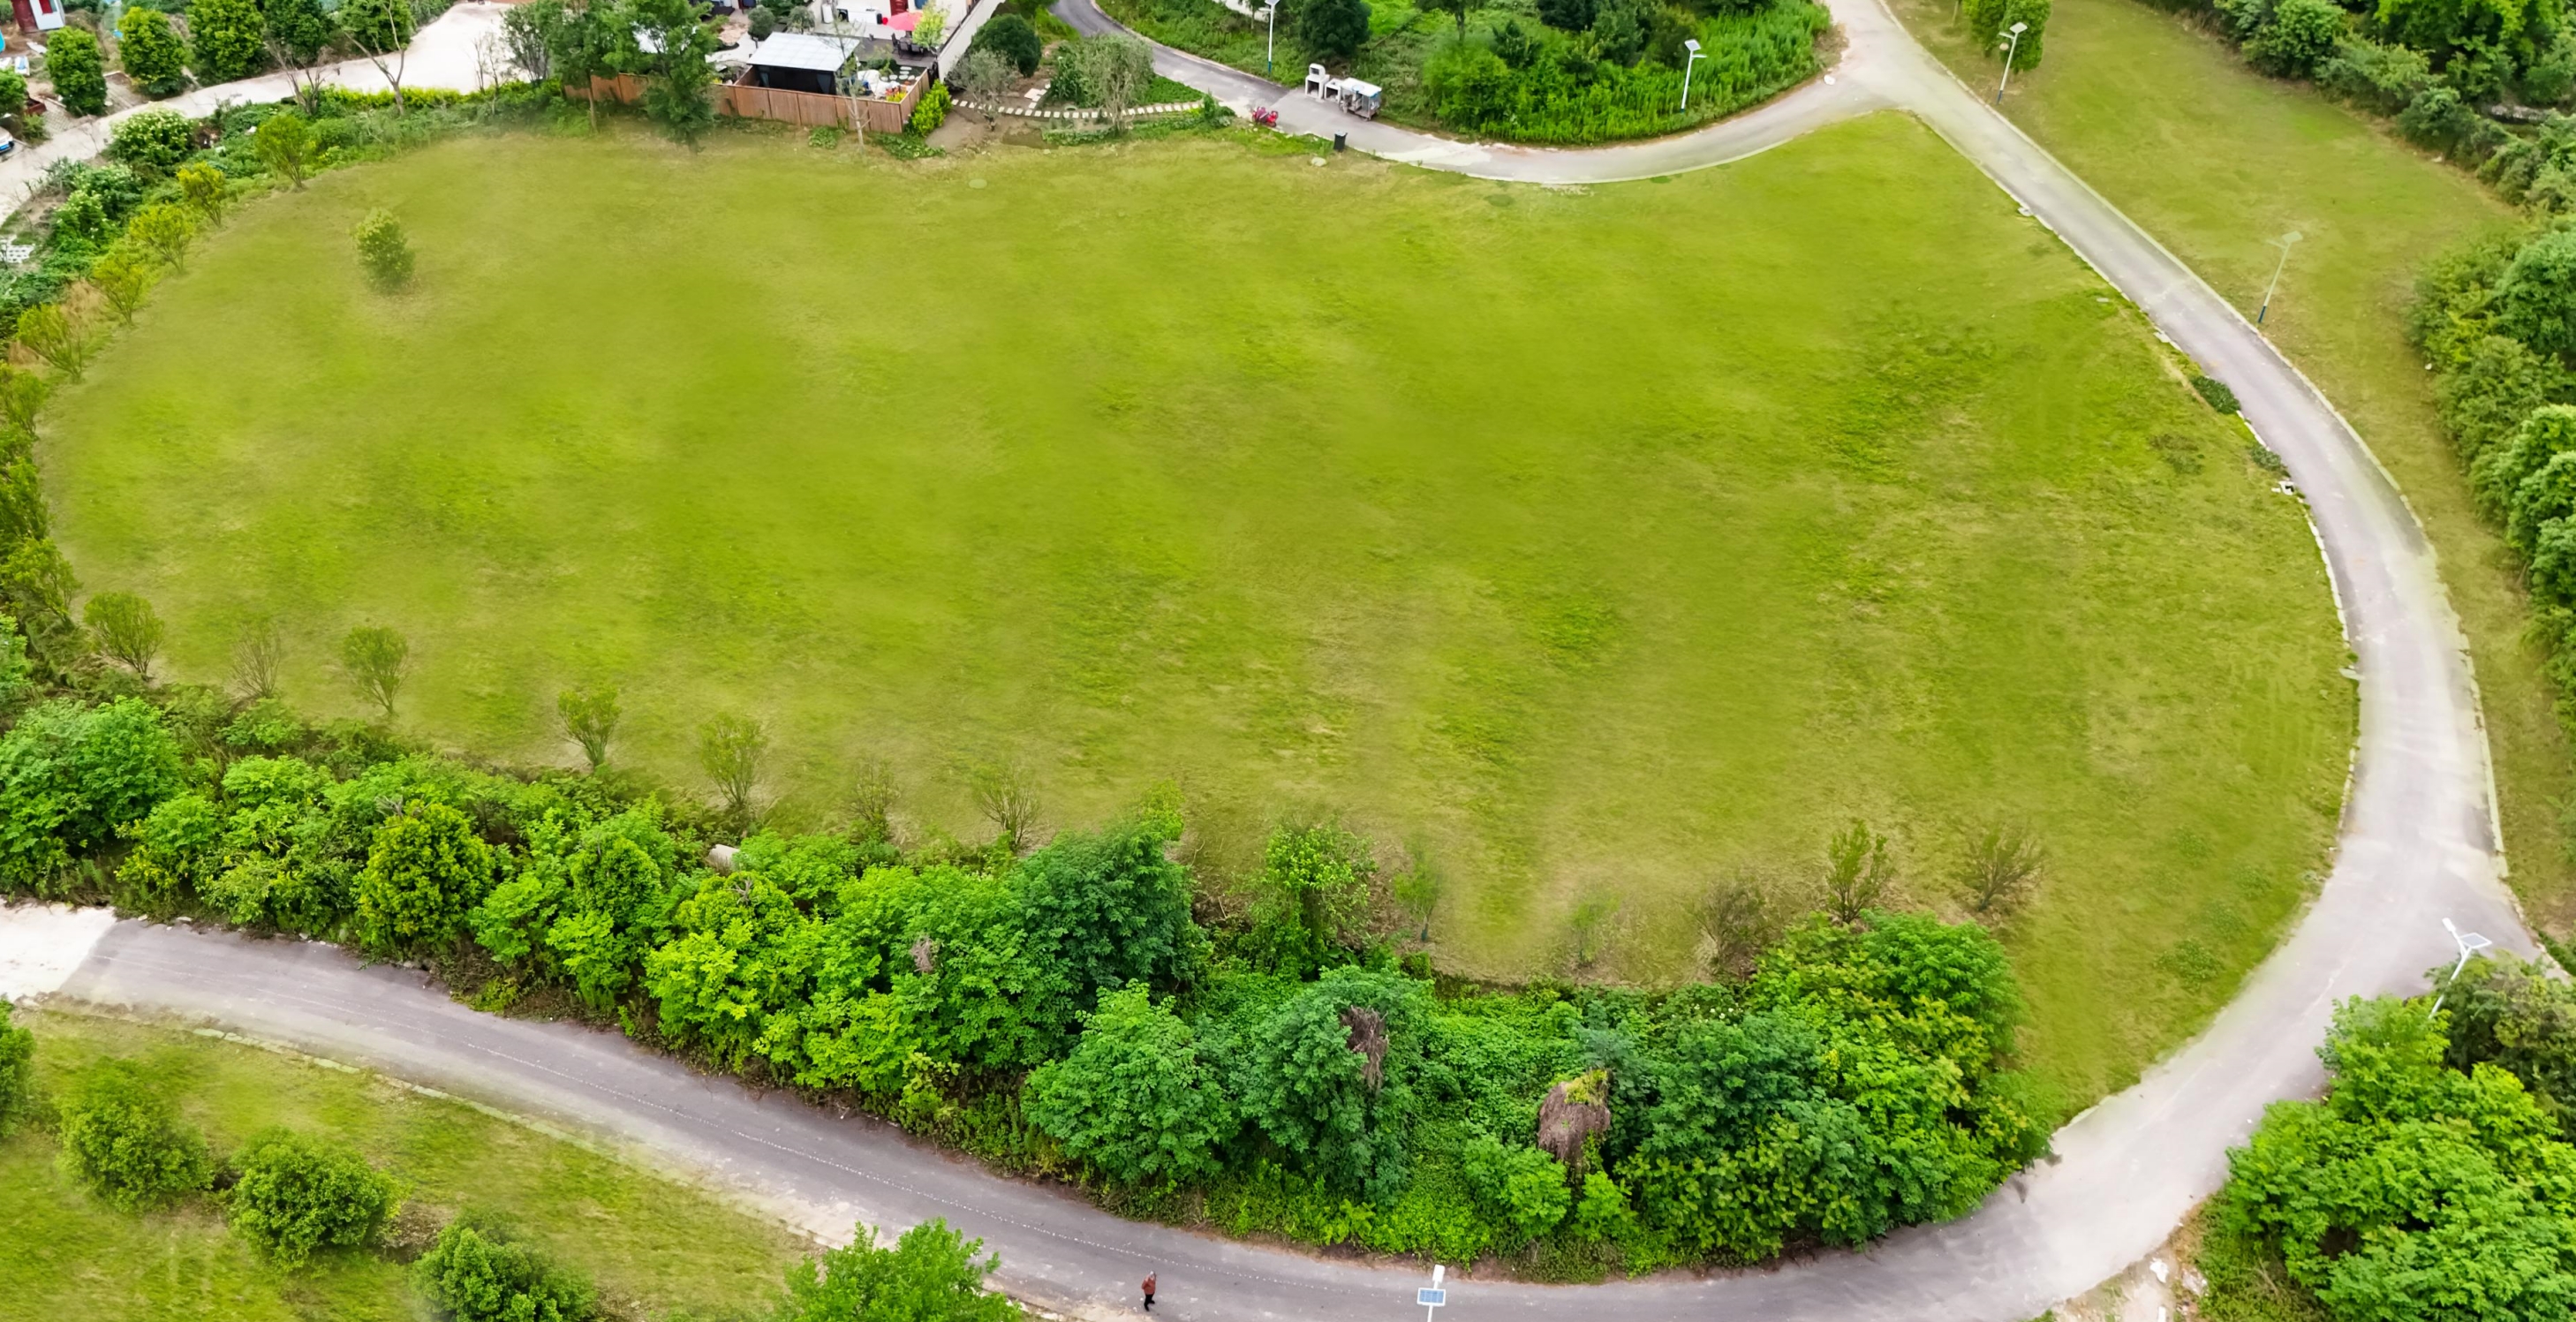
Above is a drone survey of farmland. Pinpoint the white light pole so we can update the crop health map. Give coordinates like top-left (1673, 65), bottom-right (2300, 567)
top-left (1679, 38), bottom-right (1705, 111)
top-left (2429, 918), bottom-right (2495, 1017)
top-left (2257, 230), bottom-right (2302, 326)
top-left (1263, 3), bottom-right (1277, 76)
top-left (1993, 20), bottom-right (2027, 105)
top-left (1417, 1264), bottom-right (1447, 1322)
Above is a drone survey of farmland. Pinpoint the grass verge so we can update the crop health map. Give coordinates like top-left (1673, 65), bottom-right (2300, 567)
top-left (1887, 0), bottom-right (2575, 933)
top-left (0, 1008), bottom-right (807, 1322)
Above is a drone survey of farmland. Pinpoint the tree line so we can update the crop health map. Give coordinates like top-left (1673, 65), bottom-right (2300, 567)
top-left (2202, 953), bottom-right (2576, 1322)
top-left (0, 615), bottom-right (2051, 1273)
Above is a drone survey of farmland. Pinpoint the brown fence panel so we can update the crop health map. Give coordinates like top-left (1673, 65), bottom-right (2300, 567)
top-left (585, 69), bottom-right (930, 133)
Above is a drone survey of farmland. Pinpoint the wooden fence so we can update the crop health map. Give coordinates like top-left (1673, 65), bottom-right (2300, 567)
top-left (574, 72), bottom-right (926, 136)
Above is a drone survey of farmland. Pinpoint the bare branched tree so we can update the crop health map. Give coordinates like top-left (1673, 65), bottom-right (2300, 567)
top-left (1696, 867), bottom-right (1782, 978)
top-left (83, 591), bottom-right (162, 682)
top-left (231, 616), bottom-right (286, 700)
top-left (850, 754), bottom-right (899, 844)
top-left (699, 714), bottom-right (768, 820)
top-left (1823, 820), bottom-right (1895, 925)
top-left (968, 758), bottom-right (1040, 853)
top-left (557, 684), bottom-right (621, 770)
top-left (340, 625), bottom-right (410, 720)
top-left (1960, 823), bottom-right (2046, 917)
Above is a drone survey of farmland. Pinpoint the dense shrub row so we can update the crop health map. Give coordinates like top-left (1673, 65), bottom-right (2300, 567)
top-left (2210, 956), bottom-right (2576, 1322)
top-left (2406, 223), bottom-right (2576, 842)
top-left (0, 655), bottom-right (2047, 1272)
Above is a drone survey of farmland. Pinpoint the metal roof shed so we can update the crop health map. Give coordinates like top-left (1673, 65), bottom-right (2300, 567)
top-left (743, 33), bottom-right (875, 94)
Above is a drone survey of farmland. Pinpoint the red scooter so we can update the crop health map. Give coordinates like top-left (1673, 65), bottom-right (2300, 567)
top-left (1251, 105), bottom-right (1280, 128)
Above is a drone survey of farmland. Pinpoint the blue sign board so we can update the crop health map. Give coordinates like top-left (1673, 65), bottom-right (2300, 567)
top-left (1417, 1288), bottom-right (1447, 1307)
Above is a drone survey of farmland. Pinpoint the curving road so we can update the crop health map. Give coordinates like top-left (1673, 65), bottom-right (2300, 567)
top-left (7, 0), bottom-right (2543, 1318)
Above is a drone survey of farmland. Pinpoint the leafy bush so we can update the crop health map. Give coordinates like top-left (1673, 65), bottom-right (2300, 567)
top-left (0, 698), bottom-right (183, 887)
top-left (0, 1000), bottom-right (34, 1137)
top-left (352, 209), bottom-right (414, 291)
top-left (776, 1219), bottom-right (1021, 1322)
top-left (2315, 38), bottom-right (2432, 113)
top-left (2191, 373), bottom-right (2241, 413)
top-left (107, 109), bottom-right (194, 176)
top-left (47, 29), bottom-right (109, 117)
top-left (116, 7), bottom-right (190, 98)
top-left (2243, 0), bottom-right (2343, 77)
top-left (1295, 0), bottom-right (1371, 60)
top-left (58, 1061), bottom-right (215, 1209)
top-left (971, 12), bottom-right (1042, 76)
top-left (356, 801), bottom-right (497, 956)
top-left (910, 80), bottom-right (951, 134)
top-left (223, 1129), bottom-right (401, 1266)
top-left (188, 0), bottom-right (269, 82)
top-left (416, 1217), bottom-right (598, 1322)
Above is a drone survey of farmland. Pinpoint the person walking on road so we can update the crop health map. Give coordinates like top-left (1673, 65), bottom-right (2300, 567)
top-left (1142, 1272), bottom-right (1157, 1311)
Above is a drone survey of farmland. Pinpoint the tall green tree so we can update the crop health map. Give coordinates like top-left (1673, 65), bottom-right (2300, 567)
top-left (1244, 820), bottom-right (1375, 978)
top-left (1233, 965), bottom-right (1427, 1197)
top-left (547, 0), bottom-right (638, 127)
top-left (116, 7), bottom-right (190, 97)
top-left (632, 0), bottom-right (718, 146)
top-left (355, 802), bottom-right (497, 956)
top-left (1024, 984), bottom-right (1234, 1188)
top-left (0, 697), bottom-right (183, 887)
top-left (254, 112), bottom-right (316, 188)
top-left (46, 29), bottom-right (108, 117)
top-left (1017, 812), bottom-right (1205, 1024)
top-left (190, 0), bottom-right (271, 83)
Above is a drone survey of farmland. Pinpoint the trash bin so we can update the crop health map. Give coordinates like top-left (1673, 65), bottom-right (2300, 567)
top-left (1333, 132), bottom-right (1347, 152)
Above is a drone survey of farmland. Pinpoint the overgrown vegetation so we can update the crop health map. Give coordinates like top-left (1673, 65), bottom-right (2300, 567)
top-left (2206, 953), bottom-right (2576, 1322)
top-left (2408, 223), bottom-right (2576, 791)
top-left (0, 651), bottom-right (2050, 1270)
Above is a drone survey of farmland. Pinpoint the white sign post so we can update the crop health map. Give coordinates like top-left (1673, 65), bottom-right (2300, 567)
top-left (1417, 1264), bottom-right (1447, 1322)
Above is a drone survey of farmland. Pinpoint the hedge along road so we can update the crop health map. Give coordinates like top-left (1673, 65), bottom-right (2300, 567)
top-left (0, 1), bottom-right (505, 216)
top-left (0, 3), bottom-right (2539, 1321)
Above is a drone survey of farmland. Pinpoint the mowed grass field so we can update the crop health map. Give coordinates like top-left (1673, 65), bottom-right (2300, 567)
top-left (0, 1011), bottom-right (807, 1322)
top-left (42, 116), bottom-right (2352, 1107)
top-left (1888, 0), bottom-right (2575, 932)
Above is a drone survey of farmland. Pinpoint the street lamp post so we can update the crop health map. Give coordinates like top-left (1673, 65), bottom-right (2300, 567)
top-left (1264, 2), bottom-right (1277, 76)
top-left (2257, 230), bottom-right (2303, 326)
top-left (2429, 918), bottom-right (2496, 1017)
top-left (1993, 21), bottom-right (2027, 105)
top-left (1679, 38), bottom-right (1705, 111)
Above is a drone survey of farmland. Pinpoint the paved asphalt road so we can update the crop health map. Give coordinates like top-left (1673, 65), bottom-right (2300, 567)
top-left (12, 1), bottom-right (2544, 1318)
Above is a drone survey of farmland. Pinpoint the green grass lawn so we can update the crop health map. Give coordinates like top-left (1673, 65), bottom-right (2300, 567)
top-left (0, 1010), bottom-right (808, 1322)
top-left (40, 115), bottom-right (2352, 1108)
top-left (1887, 0), bottom-right (2576, 933)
